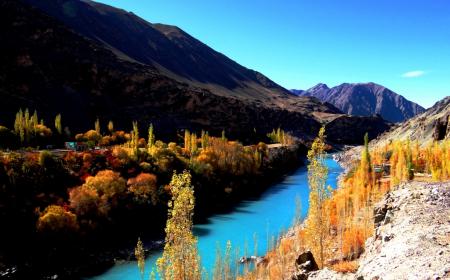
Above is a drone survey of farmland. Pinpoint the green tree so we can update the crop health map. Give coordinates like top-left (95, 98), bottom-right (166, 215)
top-left (306, 126), bottom-right (329, 268)
top-left (157, 171), bottom-right (200, 280)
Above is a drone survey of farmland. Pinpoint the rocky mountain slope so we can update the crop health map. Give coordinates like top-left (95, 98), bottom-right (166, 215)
top-left (373, 96), bottom-right (450, 146)
top-left (295, 82), bottom-right (425, 123)
top-left (308, 181), bottom-right (450, 280)
top-left (21, 0), bottom-right (302, 109)
top-left (0, 0), bottom-right (391, 144)
top-left (0, 0), bottom-right (331, 140)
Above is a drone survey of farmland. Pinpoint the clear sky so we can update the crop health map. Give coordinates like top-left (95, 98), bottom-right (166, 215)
top-left (96, 0), bottom-right (450, 108)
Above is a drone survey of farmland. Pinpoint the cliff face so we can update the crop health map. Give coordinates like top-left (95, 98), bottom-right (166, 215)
top-left (307, 181), bottom-right (450, 280)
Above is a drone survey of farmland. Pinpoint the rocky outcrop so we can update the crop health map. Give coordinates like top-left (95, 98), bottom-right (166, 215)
top-left (307, 181), bottom-right (450, 280)
top-left (356, 181), bottom-right (450, 280)
top-left (292, 251), bottom-right (319, 280)
top-left (373, 96), bottom-right (450, 147)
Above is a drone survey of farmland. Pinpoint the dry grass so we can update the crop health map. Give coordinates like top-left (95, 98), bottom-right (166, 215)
top-left (331, 260), bottom-right (359, 273)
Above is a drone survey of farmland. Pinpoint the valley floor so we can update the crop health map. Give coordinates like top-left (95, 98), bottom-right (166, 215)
top-left (309, 180), bottom-right (450, 280)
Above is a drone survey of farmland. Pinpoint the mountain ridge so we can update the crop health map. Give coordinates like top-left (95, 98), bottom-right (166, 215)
top-left (373, 96), bottom-right (450, 146)
top-left (0, 0), bottom-right (391, 144)
top-left (21, 0), bottom-right (302, 109)
top-left (294, 82), bottom-right (425, 122)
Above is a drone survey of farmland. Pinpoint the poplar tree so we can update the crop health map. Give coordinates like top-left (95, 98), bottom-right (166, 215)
top-left (55, 114), bottom-right (62, 134)
top-left (157, 171), bottom-right (201, 280)
top-left (108, 121), bottom-right (114, 134)
top-left (306, 126), bottom-right (329, 268)
top-left (201, 130), bottom-right (209, 149)
top-left (131, 121), bottom-right (139, 158)
top-left (135, 238), bottom-right (145, 280)
top-left (148, 123), bottom-right (155, 149)
top-left (95, 118), bottom-right (101, 135)
top-left (184, 130), bottom-right (191, 153)
top-left (191, 133), bottom-right (198, 154)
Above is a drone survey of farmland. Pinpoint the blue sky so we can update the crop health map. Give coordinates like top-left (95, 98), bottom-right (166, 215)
top-left (96, 0), bottom-right (450, 108)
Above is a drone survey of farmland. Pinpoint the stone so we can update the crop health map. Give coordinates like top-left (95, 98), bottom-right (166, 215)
top-left (296, 250), bottom-right (319, 272)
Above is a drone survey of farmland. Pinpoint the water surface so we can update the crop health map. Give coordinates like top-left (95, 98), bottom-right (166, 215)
top-left (89, 157), bottom-right (342, 279)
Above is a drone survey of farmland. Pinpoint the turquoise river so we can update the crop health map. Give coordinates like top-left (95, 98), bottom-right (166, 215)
top-left (89, 157), bottom-right (343, 279)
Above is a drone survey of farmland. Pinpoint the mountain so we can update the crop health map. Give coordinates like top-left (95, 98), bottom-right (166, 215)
top-left (19, 0), bottom-right (305, 110)
top-left (373, 96), bottom-right (450, 146)
top-left (290, 89), bottom-right (304, 96)
top-left (296, 82), bottom-right (425, 123)
top-left (0, 0), bottom-right (390, 144)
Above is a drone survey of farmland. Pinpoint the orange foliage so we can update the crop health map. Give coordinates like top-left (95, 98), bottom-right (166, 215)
top-left (341, 227), bottom-right (365, 260)
top-left (332, 260), bottom-right (359, 273)
top-left (195, 138), bottom-right (259, 176)
top-left (127, 172), bottom-right (158, 205)
top-left (37, 205), bottom-right (78, 233)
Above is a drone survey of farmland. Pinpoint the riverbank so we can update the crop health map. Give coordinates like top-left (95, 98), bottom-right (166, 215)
top-left (0, 143), bottom-right (308, 280)
top-left (308, 180), bottom-right (450, 279)
top-left (88, 156), bottom-right (344, 280)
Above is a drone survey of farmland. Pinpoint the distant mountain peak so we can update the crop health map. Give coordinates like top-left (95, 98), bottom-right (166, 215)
top-left (308, 83), bottom-right (330, 92)
top-left (296, 82), bottom-right (425, 122)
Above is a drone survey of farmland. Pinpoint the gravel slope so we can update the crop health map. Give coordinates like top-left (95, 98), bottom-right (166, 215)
top-left (308, 181), bottom-right (450, 280)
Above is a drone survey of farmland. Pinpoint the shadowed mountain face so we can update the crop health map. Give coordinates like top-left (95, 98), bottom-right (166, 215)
top-left (0, 0), bottom-right (391, 144)
top-left (296, 82), bottom-right (425, 123)
top-left (20, 0), bottom-right (304, 108)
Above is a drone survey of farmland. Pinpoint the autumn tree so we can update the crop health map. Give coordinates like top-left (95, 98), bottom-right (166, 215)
top-left (201, 130), bottom-right (209, 149)
top-left (13, 108), bottom-right (52, 145)
top-left (221, 130), bottom-right (227, 141)
top-left (37, 205), bottom-right (79, 233)
top-left (130, 121), bottom-right (140, 158)
top-left (148, 123), bottom-right (155, 149)
top-left (55, 114), bottom-right (62, 135)
top-left (108, 120), bottom-right (114, 134)
top-left (95, 118), bottom-right (101, 135)
top-left (191, 133), bottom-right (198, 154)
top-left (184, 130), bottom-right (191, 154)
top-left (305, 126), bottom-right (329, 268)
top-left (127, 173), bottom-right (158, 205)
top-left (70, 170), bottom-right (127, 220)
top-left (135, 237), bottom-right (145, 280)
top-left (157, 171), bottom-right (201, 280)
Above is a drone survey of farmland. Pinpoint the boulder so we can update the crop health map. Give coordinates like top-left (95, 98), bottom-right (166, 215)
top-left (292, 250), bottom-right (320, 279)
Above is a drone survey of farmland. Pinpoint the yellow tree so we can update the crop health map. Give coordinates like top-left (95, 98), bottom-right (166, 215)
top-left (157, 171), bottom-right (201, 280)
top-left (55, 114), bottom-right (62, 135)
top-left (135, 238), bottom-right (145, 280)
top-left (148, 123), bottom-right (155, 150)
top-left (305, 126), bottom-right (329, 268)
top-left (108, 120), bottom-right (114, 134)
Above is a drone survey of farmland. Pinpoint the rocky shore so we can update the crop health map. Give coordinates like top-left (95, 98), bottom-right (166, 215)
top-left (306, 181), bottom-right (450, 280)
